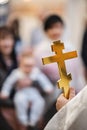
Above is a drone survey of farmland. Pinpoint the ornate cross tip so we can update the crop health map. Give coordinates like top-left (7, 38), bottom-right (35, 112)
top-left (42, 40), bottom-right (78, 99)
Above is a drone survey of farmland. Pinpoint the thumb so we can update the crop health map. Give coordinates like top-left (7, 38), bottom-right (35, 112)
top-left (69, 87), bottom-right (75, 100)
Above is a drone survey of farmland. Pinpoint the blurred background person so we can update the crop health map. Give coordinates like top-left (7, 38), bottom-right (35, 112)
top-left (34, 14), bottom-right (86, 95)
top-left (34, 15), bottom-right (64, 82)
top-left (0, 26), bottom-right (18, 130)
top-left (0, 26), bottom-right (17, 91)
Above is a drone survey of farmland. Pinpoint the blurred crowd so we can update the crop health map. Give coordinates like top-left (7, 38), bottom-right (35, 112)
top-left (0, 2), bottom-right (87, 130)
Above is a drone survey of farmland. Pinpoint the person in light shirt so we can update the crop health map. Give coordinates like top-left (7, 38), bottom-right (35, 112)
top-left (34, 14), bottom-right (85, 94)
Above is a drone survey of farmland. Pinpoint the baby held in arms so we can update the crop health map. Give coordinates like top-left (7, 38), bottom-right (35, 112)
top-left (0, 50), bottom-right (54, 128)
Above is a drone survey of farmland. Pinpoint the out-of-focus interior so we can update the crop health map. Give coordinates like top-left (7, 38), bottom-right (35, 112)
top-left (0, 0), bottom-right (87, 130)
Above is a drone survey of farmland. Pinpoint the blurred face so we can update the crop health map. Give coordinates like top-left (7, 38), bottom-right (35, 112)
top-left (0, 36), bottom-right (14, 56)
top-left (46, 23), bottom-right (64, 40)
top-left (20, 58), bottom-right (35, 74)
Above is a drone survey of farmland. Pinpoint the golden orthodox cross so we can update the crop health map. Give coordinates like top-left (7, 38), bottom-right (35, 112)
top-left (42, 41), bottom-right (77, 98)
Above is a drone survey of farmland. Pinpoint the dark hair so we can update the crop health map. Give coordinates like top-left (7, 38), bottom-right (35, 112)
top-left (44, 15), bottom-right (64, 31)
top-left (0, 26), bottom-right (17, 70)
top-left (10, 19), bottom-right (20, 42)
top-left (0, 26), bottom-right (15, 40)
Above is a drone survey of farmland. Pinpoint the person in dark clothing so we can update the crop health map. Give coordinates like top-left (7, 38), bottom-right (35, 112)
top-left (0, 26), bottom-right (17, 90)
top-left (81, 25), bottom-right (87, 79)
top-left (0, 26), bottom-right (17, 130)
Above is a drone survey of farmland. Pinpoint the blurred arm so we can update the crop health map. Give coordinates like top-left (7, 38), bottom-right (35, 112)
top-left (1, 70), bottom-right (18, 98)
top-left (35, 68), bottom-right (54, 94)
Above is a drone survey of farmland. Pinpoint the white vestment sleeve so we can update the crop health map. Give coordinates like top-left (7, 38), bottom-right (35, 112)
top-left (1, 70), bottom-right (18, 97)
top-left (44, 85), bottom-right (87, 130)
